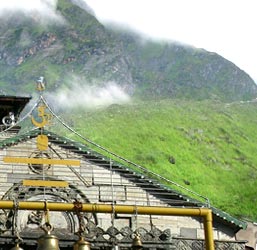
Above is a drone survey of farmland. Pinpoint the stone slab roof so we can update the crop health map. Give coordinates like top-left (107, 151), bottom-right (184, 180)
top-left (0, 128), bottom-right (247, 232)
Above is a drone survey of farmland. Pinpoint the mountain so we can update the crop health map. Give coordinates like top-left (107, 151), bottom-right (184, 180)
top-left (0, 0), bottom-right (256, 221)
top-left (0, 0), bottom-right (256, 101)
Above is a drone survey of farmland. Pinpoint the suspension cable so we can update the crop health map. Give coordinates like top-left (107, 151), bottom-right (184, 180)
top-left (39, 95), bottom-right (210, 206)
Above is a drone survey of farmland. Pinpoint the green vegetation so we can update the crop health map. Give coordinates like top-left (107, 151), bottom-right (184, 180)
top-left (1, 0), bottom-right (257, 101)
top-left (56, 99), bottom-right (257, 221)
top-left (1, 0), bottom-right (256, 223)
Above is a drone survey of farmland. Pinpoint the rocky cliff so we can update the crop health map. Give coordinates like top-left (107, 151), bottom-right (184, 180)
top-left (0, 0), bottom-right (256, 101)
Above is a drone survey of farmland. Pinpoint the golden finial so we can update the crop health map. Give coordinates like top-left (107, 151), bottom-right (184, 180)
top-left (36, 76), bottom-right (46, 91)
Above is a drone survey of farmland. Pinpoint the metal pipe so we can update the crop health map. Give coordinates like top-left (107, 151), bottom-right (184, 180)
top-left (0, 201), bottom-right (214, 250)
top-left (204, 210), bottom-right (215, 250)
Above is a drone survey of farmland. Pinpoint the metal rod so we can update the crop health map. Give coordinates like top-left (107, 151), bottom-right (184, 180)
top-left (0, 201), bottom-right (214, 250)
top-left (3, 156), bottom-right (80, 166)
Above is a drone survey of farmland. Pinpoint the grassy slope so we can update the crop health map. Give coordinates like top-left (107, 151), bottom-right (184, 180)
top-left (56, 99), bottom-right (257, 221)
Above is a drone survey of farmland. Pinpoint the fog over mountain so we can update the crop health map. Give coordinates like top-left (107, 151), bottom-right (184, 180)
top-left (46, 79), bottom-right (130, 110)
top-left (0, 0), bottom-right (256, 102)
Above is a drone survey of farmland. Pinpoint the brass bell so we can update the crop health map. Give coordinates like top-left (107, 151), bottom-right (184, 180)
top-left (73, 236), bottom-right (90, 250)
top-left (132, 232), bottom-right (143, 250)
top-left (111, 243), bottom-right (119, 250)
top-left (9, 243), bottom-right (24, 250)
top-left (37, 227), bottom-right (60, 250)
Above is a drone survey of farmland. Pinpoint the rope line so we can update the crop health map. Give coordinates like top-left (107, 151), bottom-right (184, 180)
top-left (40, 95), bottom-right (210, 206)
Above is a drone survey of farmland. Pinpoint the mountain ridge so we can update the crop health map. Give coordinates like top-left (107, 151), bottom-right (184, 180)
top-left (0, 0), bottom-right (256, 101)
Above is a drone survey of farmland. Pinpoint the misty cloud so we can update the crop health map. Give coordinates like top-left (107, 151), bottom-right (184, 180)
top-left (46, 81), bottom-right (131, 110)
top-left (0, 0), bottom-right (65, 24)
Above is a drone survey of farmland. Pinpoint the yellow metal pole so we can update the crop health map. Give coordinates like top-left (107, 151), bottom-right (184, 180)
top-left (203, 210), bottom-right (215, 250)
top-left (3, 156), bottom-right (80, 166)
top-left (0, 201), bottom-right (214, 250)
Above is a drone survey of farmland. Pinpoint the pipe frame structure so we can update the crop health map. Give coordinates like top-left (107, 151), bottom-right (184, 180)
top-left (0, 201), bottom-right (215, 250)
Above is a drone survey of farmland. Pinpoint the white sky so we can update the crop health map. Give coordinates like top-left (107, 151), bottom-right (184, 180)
top-left (0, 0), bottom-right (256, 82)
top-left (85, 0), bottom-right (257, 83)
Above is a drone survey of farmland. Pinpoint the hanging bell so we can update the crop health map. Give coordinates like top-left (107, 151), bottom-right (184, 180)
top-left (132, 232), bottom-right (143, 250)
top-left (73, 236), bottom-right (90, 250)
top-left (37, 224), bottom-right (60, 250)
top-left (111, 243), bottom-right (119, 250)
top-left (9, 242), bottom-right (24, 250)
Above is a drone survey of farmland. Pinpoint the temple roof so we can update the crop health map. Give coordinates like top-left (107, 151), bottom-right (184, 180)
top-left (0, 127), bottom-right (247, 232)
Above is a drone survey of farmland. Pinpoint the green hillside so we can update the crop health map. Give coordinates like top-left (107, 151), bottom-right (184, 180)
top-left (54, 99), bottom-right (257, 221)
top-left (1, 0), bottom-right (256, 223)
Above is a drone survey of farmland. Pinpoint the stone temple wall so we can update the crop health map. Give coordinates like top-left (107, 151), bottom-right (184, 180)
top-left (0, 138), bottom-right (246, 249)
